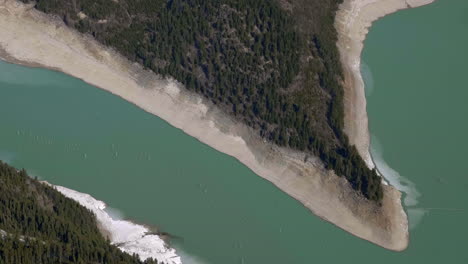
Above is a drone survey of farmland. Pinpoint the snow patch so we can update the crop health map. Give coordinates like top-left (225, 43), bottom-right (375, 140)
top-left (49, 184), bottom-right (182, 264)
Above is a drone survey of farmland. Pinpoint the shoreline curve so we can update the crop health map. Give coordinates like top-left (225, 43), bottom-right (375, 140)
top-left (0, 0), bottom-right (432, 252)
top-left (336, 0), bottom-right (436, 251)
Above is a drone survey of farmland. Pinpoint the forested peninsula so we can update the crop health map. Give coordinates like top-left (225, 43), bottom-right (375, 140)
top-left (0, 161), bottom-right (161, 264)
top-left (0, 0), bottom-right (415, 252)
top-left (19, 0), bottom-right (382, 202)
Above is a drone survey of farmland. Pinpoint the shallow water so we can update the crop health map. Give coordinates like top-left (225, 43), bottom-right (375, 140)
top-left (0, 0), bottom-right (466, 262)
top-left (363, 0), bottom-right (468, 260)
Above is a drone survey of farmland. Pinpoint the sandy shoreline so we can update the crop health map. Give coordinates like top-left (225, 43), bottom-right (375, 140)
top-left (336, 0), bottom-right (436, 250)
top-left (0, 0), bottom-right (430, 251)
top-left (336, 0), bottom-right (435, 167)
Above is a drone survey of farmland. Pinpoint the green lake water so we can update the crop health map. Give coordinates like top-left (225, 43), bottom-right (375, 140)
top-left (0, 0), bottom-right (466, 262)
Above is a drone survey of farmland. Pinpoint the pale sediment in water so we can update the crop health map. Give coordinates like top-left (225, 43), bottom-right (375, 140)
top-left (335, 0), bottom-right (436, 250)
top-left (0, 0), bottom-right (428, 252)
top-left (41, 182), bottom-right (182, 264)
top-left (336, 0), bottom-right (435, 167)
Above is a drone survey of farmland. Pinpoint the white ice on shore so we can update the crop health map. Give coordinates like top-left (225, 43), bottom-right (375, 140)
top-left (370, 136), bottom-right (421, 207)
top-left (369, 136), bottom-right (426, 230)
top-left (49, 184), bottom-right (182, 264)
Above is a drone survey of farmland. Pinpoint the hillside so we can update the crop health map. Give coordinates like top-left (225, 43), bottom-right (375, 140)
top-left (0, 161), bottom-right (160, 264)
top-left (19, 0), bottom-right (383, 202)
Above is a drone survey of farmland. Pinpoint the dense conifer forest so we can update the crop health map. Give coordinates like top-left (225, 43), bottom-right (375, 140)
top-left (19, 0), bottom-right (383, 202)
top-left (0, 161), bottom-right (160, 264)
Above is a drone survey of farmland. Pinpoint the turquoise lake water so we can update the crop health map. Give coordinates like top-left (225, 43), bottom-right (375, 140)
top-left (0, 0), bottom-right (466, 262)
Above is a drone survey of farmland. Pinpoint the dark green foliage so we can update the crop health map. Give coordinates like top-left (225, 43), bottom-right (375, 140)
top-left (0, 161), bottom-right (160, 264)
top-left (19, 0), bottom-right (383, 202)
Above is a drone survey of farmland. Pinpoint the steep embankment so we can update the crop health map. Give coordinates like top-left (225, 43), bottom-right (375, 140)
top-left (0, 0), bottom-right (424, 251)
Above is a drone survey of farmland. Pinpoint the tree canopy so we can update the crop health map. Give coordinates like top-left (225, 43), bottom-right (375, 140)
top-left (20, 0), bottom-right (383, 202)
top-left (0, 161), bottom-right (161, 264)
